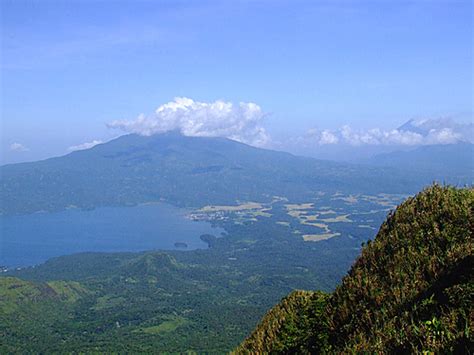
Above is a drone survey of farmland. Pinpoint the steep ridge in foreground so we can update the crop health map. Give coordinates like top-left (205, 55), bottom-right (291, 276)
top-left (237, 185), bottom-right (473, 353)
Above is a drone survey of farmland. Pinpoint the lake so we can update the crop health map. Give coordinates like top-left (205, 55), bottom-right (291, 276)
top-left (0, 203), bottom-right (223, 268)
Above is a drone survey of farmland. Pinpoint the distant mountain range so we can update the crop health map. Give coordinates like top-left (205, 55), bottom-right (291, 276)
top-left (280, 118), bottom-right (473, 165)
top-left (368, 142), bottom-right (474, 178)
top-left (397, 118), bottom-right (473, 141)
top-left (0, 131), bottom-right (446, 216)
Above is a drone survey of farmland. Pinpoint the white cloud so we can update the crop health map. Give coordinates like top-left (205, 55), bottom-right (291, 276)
top-left (107, 97), bottom-right (270, 147)
top-left (424, 128), bottom-right (462, 145)
top-left (338, 126), bottom-right (424, 146)
top-left (398, 118), bottom-right (472, 142)
top-left (9, 142), bottom-right (29, 152)
top-left (304, 118), bottom-right (472, 147)
top-left (318, 130), bottom-right (339, 145)
top-left (68, 140), bottom-right (103, 151)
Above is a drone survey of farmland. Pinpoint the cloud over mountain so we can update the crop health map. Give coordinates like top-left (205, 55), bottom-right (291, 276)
top-left (107, 97), bottom-right (269, 147)
top-left (9, 142), bottom-right (29, 152)
top-left (68, 140), bottom-right (103, 151)
top-left (307, 118), bottom-right (473, 146)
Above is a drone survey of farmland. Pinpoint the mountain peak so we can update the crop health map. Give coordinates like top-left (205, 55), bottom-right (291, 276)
top-left (397, 119), bottom-right (425, 134)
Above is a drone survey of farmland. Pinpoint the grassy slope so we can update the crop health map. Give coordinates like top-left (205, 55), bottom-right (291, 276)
top-left (235, 290), bottom-right (329, 353)
top-left (1, 251), bottom-right (311, 353)
top-left (0, 277), bottom-right (91, 353)
top-left (237, 185), bottom-right (473, 353)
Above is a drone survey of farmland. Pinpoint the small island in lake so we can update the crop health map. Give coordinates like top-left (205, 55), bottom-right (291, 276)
top-left (174, 242), bottom-right (188, 249)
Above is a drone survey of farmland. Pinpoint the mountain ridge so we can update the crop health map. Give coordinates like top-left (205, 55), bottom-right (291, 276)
top-left (0, 132), bottom-right (431, 216)
top-left (368, 142), bottom-right (473, 177)
top-left (237, 185), bottom-right (473, 353)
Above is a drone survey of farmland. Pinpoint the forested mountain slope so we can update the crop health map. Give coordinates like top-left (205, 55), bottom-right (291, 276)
top-left (237, 185), bottom-right (473, 353)
top-left (1, 132), bottom-right (435, 215)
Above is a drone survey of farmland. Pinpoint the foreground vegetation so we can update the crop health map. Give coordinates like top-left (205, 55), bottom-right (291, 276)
top-left (237, 185), bottom-right (473, 353)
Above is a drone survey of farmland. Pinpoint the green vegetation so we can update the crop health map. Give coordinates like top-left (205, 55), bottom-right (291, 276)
top-left (1, 178), bottom-right (472, 352)
top-left (136, 315), bottom-right (190, 335)
top-left (235, 290), bottom-right (330, 353)
top-left (1, 235), bottom-right (347, 353)
top-left (2, 194), bottom-right (381, 353)
top-left (46, 280), bottom-right (90, 302)
top-left (0, 277), bottom-right (92, 353)
top-left (238, 185), bottom-right (473, 353)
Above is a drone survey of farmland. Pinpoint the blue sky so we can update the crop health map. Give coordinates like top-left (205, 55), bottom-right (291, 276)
top-left (1, 0), bottom-right (472, 163)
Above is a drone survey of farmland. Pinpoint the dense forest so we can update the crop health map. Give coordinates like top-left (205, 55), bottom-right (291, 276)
top-left (237, 185), bottom-right (473, 353)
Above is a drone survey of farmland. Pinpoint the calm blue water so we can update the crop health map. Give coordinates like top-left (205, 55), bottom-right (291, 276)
top-left (0, 203), bottom-right (222, 268)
